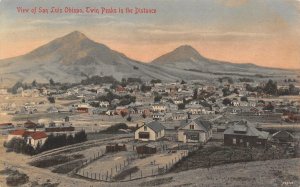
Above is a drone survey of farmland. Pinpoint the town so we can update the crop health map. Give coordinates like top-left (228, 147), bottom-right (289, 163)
top-left (0, 75), bottom-right (299, 186)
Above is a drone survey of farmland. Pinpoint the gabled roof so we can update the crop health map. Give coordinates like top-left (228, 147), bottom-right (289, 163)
top-left (272, 131), bottom-right (294, 140)
top-left (0, 123), bottom-right (13, 126)
top-left (10, 129), bottom-right (28, 136)
top-left (224, 120), bottom-right (269, 139)
top-left (179, 117), bottom-right (212, 132)
top-left (29, 131), bottom-right (48, 140)
top-left (144, 121), bottom-right (165, 133)
top-left (9, 130), bottom-right (48, 140)
top-left (24, 120), bottom-right (37, 125)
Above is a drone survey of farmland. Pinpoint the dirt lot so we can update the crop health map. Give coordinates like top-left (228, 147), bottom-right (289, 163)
top-left (170, 144), bottom-right (289, 173)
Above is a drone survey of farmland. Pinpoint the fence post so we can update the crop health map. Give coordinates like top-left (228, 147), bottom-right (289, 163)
top-left (106, 170), bottom-right (108, 181)
top-left (141, 170), bottom-right (143, 178)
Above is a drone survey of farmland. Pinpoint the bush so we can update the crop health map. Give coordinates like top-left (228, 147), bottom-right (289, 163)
top-left (240, 96), bottom-right (248, 102)
top-left (5, 138), bottom-right (35, 155)
top-left (102, 123), bottom-right (128, 133)
top-left (222, 98), bottom-right (231, 106)
top-left (178, 103), bottom-right (185, 110)
top-left (127, 116), bottom-right (132, 122)
top-left (6, 170), bottom-right (29, 186)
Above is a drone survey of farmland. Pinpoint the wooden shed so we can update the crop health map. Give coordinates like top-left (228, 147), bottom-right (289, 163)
top-left (106, 144), bottom-right (127, 153)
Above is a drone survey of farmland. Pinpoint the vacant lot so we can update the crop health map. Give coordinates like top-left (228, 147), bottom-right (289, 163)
top-left (170, 145), bottom-right (288, 173)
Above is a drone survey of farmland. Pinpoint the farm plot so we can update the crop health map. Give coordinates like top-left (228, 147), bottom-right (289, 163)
top-left (77, 150), bottom-right (137, 180)
top-left (119, 150), bottom-right (188, 181)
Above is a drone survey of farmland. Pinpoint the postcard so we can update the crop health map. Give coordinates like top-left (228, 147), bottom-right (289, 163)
top-left (0, 0), bottom-right (299, 186)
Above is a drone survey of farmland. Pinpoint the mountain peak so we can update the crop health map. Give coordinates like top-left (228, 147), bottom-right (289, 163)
top-left (61, 30), bottom-right (88, 40)
top-left (151, 45), bottom-right (204, 64)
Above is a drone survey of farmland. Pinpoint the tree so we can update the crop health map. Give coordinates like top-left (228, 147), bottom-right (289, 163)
top-left (181, 80), bottom-right (186, 84)
top-left (263, 102), bottom-right (274, 111)
top-left (240, 96), bottom-right (248, 102)
top-left (142, 113), bottom-right (147, 118)
top-left (209, 97), bottom-right (216, 103)
top-left (126, 116), bottom-right (132, 122)
top-left (233, 88), bottom-right (239, 94)
top-left (66, 135), bottom-right (74, 145)
top-left (289, 84), bottom-right (299, 95)
top-left (74, 130), bottom-right (87, 143)
top-left (264, 80), bottom-right (278, 95)
top-left (120, 111), bottom-right (127, 118)
top-left (32, 80), bottom-right (37, 87)
top-left (9, 81), bottom-right (23, 94)
top-left (193, 89), bottom-right (198, 100)
top-left (178, 103), bottom-right (185, 110)
top-left (150, 79), bottom-right (161, 84)
top-left (222, 88), bottom-right (231, 97)
top-left (141, 84), bottom-right (151, 93)
top-left (49, 78), bottom-right (55, 86)
top-left (222, 98), bottom-right (231, 106)
top-left (154, 95), bottom-right (162, 103)
top-left (47, 96), bottom-right (55, 103)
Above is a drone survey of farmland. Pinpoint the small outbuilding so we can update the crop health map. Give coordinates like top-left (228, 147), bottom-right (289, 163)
top-left (271, 131), bottom-right (294, 143)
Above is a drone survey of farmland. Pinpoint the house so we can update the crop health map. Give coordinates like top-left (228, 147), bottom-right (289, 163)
top-left (24, 120), bottom-right (38, 129)
top-left (224, 120), bottom-right (269, 147)
top-left (172, 111), bottom-right (187, 121)
top-left (115, 106), bottom-right (129, 115)
top-left (152, 103), bottom-right (168, 112)
top-left (75, 104), bottom-right (92, 113)
top-left (136, 144), bottom-right (157, 154)
top-left (99, 101), bottom-right (110, 108)
top-left (7, 130), bottom-right (48, 148)
top-left (178, 117), bottom-right (213, 143)
top-left (0, 123), bottom-right (13, 129)
top-left (152, 112), bottom-right (166, 121)
top-left (27, 131), bottom-right (48, 148)
top-left (106, 143), bottom-right (127, 153)
top-left (115, 85), bottom-right (126, 94)
top-left (135, 121), bottom-right (165, 141)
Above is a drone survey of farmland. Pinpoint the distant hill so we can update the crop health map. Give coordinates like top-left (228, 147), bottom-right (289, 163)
top-left (0, 31), bottom-right (294, 85)
top-left (0, 31), bottom-right (179, 84)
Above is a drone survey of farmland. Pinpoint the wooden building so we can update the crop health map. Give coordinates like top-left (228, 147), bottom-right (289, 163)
top-left (224, 120), bottom-right (269, 147)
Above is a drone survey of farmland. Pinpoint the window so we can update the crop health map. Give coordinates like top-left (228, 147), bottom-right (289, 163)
top-left (144, 126), bottom-right (147, 131)
top-left (190, 125), bottom-right (194, 130)
top-left (233, 138), bottom-right (236, 144)
top-left (240, 139), bottom-right (243, 143)
top-left (139, 132), bottom-right (150, 139)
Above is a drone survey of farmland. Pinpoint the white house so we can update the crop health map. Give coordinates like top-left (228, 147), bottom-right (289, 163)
top-left (178, 117), bottom-right (213, 143)
top-left (7, 130), bottom-right (48, 148)
top-left (152, 103), bottom-right (168, 112)
top-left (135, 121), bottom-right (165, 141)
top-left (99, 101), bottom-right (110, 108)
top-left (27, 131), bottom-right (48, 148)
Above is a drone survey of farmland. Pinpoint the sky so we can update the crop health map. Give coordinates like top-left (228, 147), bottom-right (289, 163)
top-left (0, 0), bottom-right (300, 69)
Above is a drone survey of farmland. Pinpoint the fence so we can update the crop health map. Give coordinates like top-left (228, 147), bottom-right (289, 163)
top-left (75, 150), bottom-right (189, 182)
